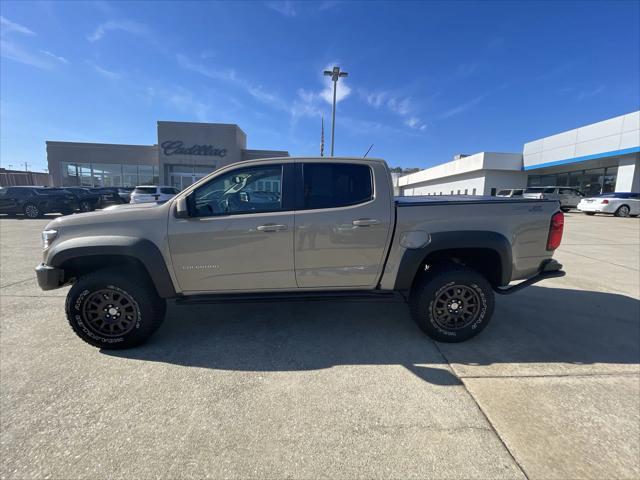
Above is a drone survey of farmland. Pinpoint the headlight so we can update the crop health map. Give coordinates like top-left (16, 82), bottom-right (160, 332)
top-left (42, 229), bottom-right (58, 250)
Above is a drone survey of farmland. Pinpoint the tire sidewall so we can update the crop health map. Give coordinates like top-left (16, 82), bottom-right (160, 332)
top-left (413, 267), bottom-right (495, 342)
top-left (66, 271), bottom-right (164, 349)
top-left (71, 284), bottom-right (143, 346)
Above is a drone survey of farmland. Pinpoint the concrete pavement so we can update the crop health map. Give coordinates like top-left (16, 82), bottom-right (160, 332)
top-left (1, 212), bottom-right (638, 479)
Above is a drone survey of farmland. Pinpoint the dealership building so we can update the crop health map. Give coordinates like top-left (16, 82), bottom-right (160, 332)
top-left (399, 111), bottom-right (640, 196)
top-left (46, 121), bottom-right (289, 190)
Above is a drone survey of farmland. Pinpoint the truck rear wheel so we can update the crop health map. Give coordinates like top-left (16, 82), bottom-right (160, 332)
top-left (65, 268), bottom-right (166, 349)
top-left (410, 264), bottom-right (494, 343)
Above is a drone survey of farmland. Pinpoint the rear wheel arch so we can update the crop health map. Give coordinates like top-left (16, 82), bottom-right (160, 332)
top-left (393, 231), bottom-right (512, 292)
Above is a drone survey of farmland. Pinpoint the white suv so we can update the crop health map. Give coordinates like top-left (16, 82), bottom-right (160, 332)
top-left (523, 187), bottom-right (584, 211)
top-left (130, 186), bottom-right (180, 204)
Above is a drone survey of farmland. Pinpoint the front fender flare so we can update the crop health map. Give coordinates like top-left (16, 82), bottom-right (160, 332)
top-left (47, 236), bottom-right (176, 298)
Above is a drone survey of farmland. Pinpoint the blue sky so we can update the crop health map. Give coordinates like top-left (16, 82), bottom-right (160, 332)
top-left (1, 0), bottom-right (639, 172)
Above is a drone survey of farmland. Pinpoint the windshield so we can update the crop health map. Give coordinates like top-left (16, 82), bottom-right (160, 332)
top-left (133, 187), bottom-right (157, 194)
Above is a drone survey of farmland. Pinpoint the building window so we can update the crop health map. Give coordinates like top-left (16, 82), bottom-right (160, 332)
top-left (472, 188), bottom-right (476, 195)
top-left (464, 189), bottom-right (468, 195)
top-left (490, 188), bottom-right (496, 196)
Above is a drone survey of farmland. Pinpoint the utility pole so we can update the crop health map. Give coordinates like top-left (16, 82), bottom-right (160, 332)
top-left (323, 66), bottom-right (348, 156)
top-left (24, 162), bottom-right (30, 172)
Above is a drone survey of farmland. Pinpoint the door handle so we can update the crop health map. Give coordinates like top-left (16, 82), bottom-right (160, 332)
top-left (257, 223), bottom-right (287, 232)
top-left (352, 218), bottom-right (381, 227)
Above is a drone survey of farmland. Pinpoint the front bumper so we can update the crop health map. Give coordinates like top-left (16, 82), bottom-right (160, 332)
top-left (35, 263), bottom-right (64, 290)
top-left (494, 259), bottom-right (565, 295)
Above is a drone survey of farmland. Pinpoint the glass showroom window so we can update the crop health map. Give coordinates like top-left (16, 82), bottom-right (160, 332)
top-left (61, 162), bottom-right (80, 186)
top-left (122, 164), bottom-right (138, 187)
top-left (138, 165), bottom-right (154, 185)
top-left (92, 163), bottom-right (123, 187)
top-left (79, 164), bottom-right (93, 187)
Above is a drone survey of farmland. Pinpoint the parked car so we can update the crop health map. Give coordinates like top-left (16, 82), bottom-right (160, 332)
top-left (130, 186), bottom-right (180, 204)
top-left (577, 192), bottom-right (640, 217)
top-left (0, 186), bottom-right (76, 218)
top-left (36, 157), bottom-right (565, 349)
top-left (89, 187), bottom-right (129, 207)
top-left (63, 187), bottom-right (102, 212)
top-left (523, 186), bottom-right (584, 211)
top-left (496, 189), bottom-right (524, 198)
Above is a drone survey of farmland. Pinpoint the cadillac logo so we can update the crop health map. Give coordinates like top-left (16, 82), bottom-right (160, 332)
top-left (161, 140), bottom-right (227, 157)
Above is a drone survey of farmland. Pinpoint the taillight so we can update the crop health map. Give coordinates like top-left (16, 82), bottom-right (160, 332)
top-left (601, 199), bottom-right (609, 204)
top-left (547, 211), bottom-right (564, 251)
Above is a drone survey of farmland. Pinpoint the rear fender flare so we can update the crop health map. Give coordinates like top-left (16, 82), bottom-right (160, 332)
top-left (393, 230), bottom-right (512, 290)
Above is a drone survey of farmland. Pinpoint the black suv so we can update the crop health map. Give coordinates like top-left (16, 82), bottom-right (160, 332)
top-left (64, 187), bottom-right (102, 212)
top-left (0, 186), bottom-right (76, 218)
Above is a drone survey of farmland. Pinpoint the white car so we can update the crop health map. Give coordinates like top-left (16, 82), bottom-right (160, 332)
top-left (130, 186), bottom-right (180, 204)
top-left (523, 187), bottom-right (584, 211)
top-left (496, 188), bottom-right (524, 198)
top-left (577, 192), bottom-right (640, 217)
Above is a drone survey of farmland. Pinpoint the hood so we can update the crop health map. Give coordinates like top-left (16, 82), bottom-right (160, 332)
top-left (44, 200), bottom-right (170, 231)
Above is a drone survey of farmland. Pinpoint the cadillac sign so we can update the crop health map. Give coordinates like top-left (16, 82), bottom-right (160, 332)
top-left (161, 140), bottom-right (227, 157)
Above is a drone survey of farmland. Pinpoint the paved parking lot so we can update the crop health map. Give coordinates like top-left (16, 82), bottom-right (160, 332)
top-left (1, 212), bottom-right (638, 479)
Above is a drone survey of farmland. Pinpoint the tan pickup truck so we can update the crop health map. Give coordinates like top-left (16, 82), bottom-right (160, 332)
top-left (36, 157), bottom-right (565, 349)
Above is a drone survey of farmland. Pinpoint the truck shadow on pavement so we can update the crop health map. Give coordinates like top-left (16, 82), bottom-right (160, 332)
top-left (104, 286), bottom-right (640, 386)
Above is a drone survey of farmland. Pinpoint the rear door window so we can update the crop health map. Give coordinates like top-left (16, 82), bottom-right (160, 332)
top-left (300, 163), bottom-right (373, 210)
top-left (160, 187), bottom-right (177, 194)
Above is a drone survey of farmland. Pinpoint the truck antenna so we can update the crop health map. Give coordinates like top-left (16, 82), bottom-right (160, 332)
top-left (363, 144), bottom-right (373, 158)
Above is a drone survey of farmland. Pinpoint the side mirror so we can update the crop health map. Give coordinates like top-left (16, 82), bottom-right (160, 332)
top-left (175, 196), bottom-right (189, 218)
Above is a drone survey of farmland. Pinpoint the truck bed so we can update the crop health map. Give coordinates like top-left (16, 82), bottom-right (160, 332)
top-left (395, 195), bottom-right (557, 206)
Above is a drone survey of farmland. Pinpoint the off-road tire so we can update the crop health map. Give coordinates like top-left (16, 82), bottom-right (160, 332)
top-left (410, 264), bottom-right (495, 343)
top-left (65, 268), bottom-right (166, 349)
top-left (23, 203), bottom-right (41, 218)
top-left (615, 205), bottom-right (630, 217)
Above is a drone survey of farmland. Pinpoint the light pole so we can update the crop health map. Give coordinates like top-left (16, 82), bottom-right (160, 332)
top-left (323, 66), bottom-right (348, 156)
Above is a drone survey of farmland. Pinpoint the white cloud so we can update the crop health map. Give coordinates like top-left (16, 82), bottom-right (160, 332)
top-left (365, 91), bottom-right (387, 108)
top-left (88, 19), bottom-right (150, 42)
top-left (319, 65), bottom-right (351, 105)
top-left (387, 97), bottom-right (412, 115)
top-left (577, 85), bottom-right (605, 101)
top-left (167, 89), bottom-right (210, 121)
top-left (441, 84), bottom-right (508, 119)
top-left (0, 16), bottom-right (36, 36)
top-left (0, 39), bottom-right (52, 69)
top-left (176, 53), bottom-right (236, 82)
top-left (404, 117), bottom-right (427, 131)
top-left (266, 1), bottom-right (297, 17)
top-left (40, 50), bottom-right (68, 64)
top-left (91, 63), bottom-right (121, 79)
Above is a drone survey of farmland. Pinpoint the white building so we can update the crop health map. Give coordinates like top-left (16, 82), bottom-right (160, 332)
top-left (399, 152), bottom-right (526, 196)
top-left (399, 111), bottom-right (640, 196)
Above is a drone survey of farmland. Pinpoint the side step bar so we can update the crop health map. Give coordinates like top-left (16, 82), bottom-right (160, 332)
top-left (176, 290), bottom-right (402, 305)
top-left (494, 259), bottom-right (565, 295)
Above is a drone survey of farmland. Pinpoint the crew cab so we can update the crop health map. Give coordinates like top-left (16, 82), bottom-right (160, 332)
top-left (35, 157), bottom-right (565, 349)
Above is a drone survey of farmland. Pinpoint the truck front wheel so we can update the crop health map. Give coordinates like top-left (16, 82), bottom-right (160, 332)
top-left (65, 268), bottom-right (166, 349)
top-left (410, 264), bottom-right (494, 343)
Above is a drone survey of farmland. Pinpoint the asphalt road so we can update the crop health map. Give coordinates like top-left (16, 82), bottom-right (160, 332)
top-left (1, 212), bottom-right (638, 479)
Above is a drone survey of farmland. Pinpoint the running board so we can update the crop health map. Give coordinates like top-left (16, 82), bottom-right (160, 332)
top-left (175, 290), bottom-right (402, 305)
top-left (494, 259), bottom-right (566, 295)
